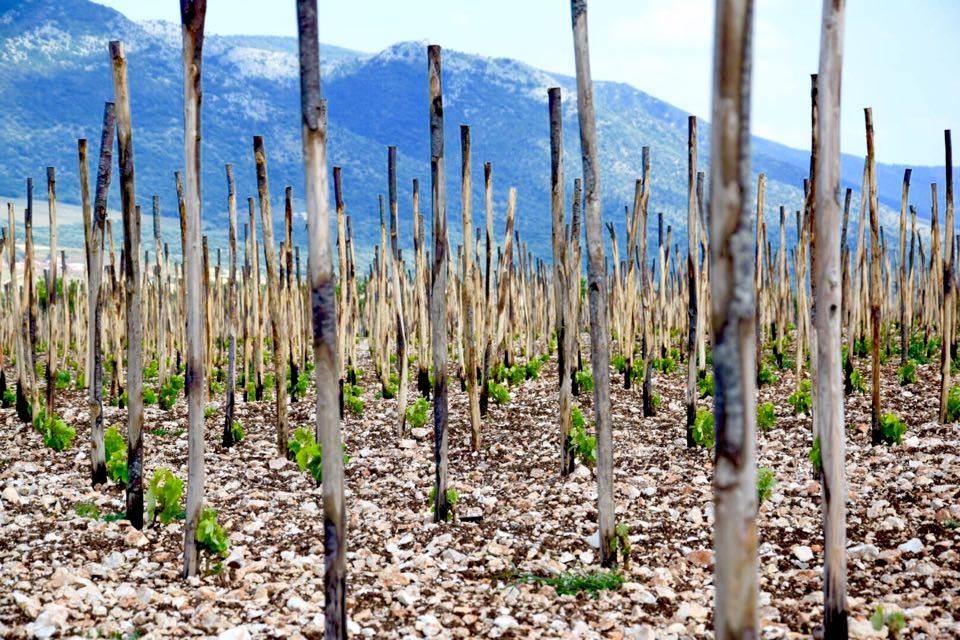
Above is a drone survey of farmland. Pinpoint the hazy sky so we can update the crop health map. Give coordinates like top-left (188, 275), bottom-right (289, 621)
top-left (97, 0), bottom-right (958, 167)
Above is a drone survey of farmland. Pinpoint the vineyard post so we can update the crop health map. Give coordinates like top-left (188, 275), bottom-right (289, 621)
top-left (223, 164), bottom-right (238, 447)
top-left (296, 1), bottom-right (347, 634)
top-left (865, 108), bottom-right (882, 443)
top-left (570, 0), bottom-right (615, 567)
top-left (428, 44), bottom-right (450, 522)
top-left (110, 40), bottom-right (144, 530)
top-left (459, 127), bottom-right (481, 449)
top-left (178, 0), bottom-right (207, 576)
top-left (709, 0), bottom-right (758, 635)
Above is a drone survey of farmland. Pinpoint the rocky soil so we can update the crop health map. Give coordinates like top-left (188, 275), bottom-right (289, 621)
top-left (1, 344), bottom-right (959, 639)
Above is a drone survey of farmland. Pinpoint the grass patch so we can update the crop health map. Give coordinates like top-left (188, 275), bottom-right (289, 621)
top-left (514, 570), bottom-right (624, 597)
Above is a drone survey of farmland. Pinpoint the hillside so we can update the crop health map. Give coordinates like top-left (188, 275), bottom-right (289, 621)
top-left (0, 0), bottom-right (953, 264)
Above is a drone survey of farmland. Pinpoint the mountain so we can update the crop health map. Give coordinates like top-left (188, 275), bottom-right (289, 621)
top-left (0, 0), bottom-right (954, 267)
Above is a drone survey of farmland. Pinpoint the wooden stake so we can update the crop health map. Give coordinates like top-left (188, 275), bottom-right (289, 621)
top-left (296, 2), bottom-right (347, 634)
top-left (570, 0), bottom-right (615, 567)
top-left (177, 0), bottom-right (207, 576)
top-left (709, 0), bottom-right (758, 636)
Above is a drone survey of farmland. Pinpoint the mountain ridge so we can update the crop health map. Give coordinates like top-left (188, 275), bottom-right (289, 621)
top-left (0, 0), bottom-right (953, 265)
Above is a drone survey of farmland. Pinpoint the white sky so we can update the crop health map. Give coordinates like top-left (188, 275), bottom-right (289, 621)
top-left (96, 0), bottom-right (959, 166)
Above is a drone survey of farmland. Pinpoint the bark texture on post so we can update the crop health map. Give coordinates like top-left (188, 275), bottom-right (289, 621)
top-left (223, 164), bottom-right (238, 447)
top-left (686, 116), bottom-right (699, 449)
top-left (109, 40), bottom-right (144, 531)
top-left (708, 0), bottom-right (758, 637)
top-left (549, 87), bottom-right (575, 476)
top-left (865, 108), bottom-right (882, 444)
top-left (428, 44), bottom-right (450, 523)
top-left (570, 0), bottom-right (615, 567)
top-left (460, 127), bottom-right (481, 450)
top-left (941, 130), bottom-right (955, 424)
top-left (814, 0), bottom-right (848, 635)
top-left (85, 103), bottom-right (116, 487)
top-left (254, 136), bottom-right (291, 457)
top-left (178, 0), bottom-right (207, 577)
top-left (296, 2), bottom-right (347, 635)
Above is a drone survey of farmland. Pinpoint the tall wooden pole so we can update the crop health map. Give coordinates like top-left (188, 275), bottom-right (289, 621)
top-left (460, 127), bottom-right (481, 449)
top-left (814, 0), bottom-right (848, 635)
top-left (179, 0), bottom-right (207, 577)
top-left (686, 115), bottom-right (699, 448)
top-left (223, 164), bottom-right (239, 447)
top-left (297, 1), bottom-right (346, 635)
top-left (865, 108), bottom-right (881, 444)
top-left (85, 103), bottom-right (115, 487)
top-left (709, 0), bottom-right (758, 636)
top-left (570, 0), bottom-right (615, 567)
top-left (940, 130), bottom-right (955, 423)
top-left (428, 44), bottom-right (450, 523)
top-left (110, 40), bottom-right (144, 530)
top-left (388, 146), bottom-right (410, 436)
top-left (549, 87), bottom-right (575, 475)
top-left (44, 167), bottom-right (58, 418)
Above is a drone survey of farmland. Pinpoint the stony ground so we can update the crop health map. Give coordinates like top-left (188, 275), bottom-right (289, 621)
top-left (1, 342), bottom-right (959, 639)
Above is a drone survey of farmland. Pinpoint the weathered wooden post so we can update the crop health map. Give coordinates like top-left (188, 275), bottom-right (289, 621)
top-left (296, 1), bottom-right (347, 634)
top-left (549, 87), bottom-right (575, 475)
top-left (179, 0), bottom-right (207, 577)
top-left (460, 127), bottom-right (481, 449)
top-left (388, 146), bottom-right (410, 435)
top-left (428, 44), bottom-right (451, 522)
top-left (569, 0), bottom-right (615, 566)
top-left (223, 164), bottom-right (239, 447)
top-left (44, 167), bottom-right (58, 418)
top-left (109, 40), bottom-right (144, 530)
top-left (865, 108), bottom-right (882, 444)
top-left (940, 130), bottom-right (955, 424)
top-left (686, 116), bottom-right (699, 448)
top-left (709, 0), bottom-right (758, 636)
top-left (84, 103), bottom-right (115, 486)
top-left (814, 0), bottom-right (848, 635)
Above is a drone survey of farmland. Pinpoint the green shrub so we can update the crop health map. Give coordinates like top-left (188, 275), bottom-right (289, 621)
top-left (488, 381), bottom-right (510, 405)
top-left (105, 426), bottom-right (128, 485)
top-left (697, 372), bottom-right (714, 397)
top-left (515, 570), bottom-right (623, 597)
top-left (878, 413), bottom-right (907, 445)
top-left (757, 402), bottom-right (776, 432)
top-left (809, 436), bottom-right (822, 474)
top-left (54, 369), bottom-right (71, 390)
top-left (525, 356), bottom-right (547, 380)
top-left (569, 407), bottom-right (596, 467)
top-left (146, 468), bottom-right (184, 525)
top-left (505, 364), bottom-right (526, 387)
top-left (651, 392), bottom-right (662, 408)
top-left (75, 502), bottom-right (100, 519)
top-left (289, 427), bottom-right (349, 484)
top-left (692, 409), bottom-right (714, 449)
top-left (159, 375), bottom-right (183, 411)
top-left (756, 467), bottom-right (776, 508)
top-left (428, 487), bottom-right (459, 521)
top-left (405, 398), bottom-right (429, 429)
top-left (653, 356), bottom-right (677, 375)
top-left (196, 507), bottom-right (229, 557)
top-left (33, 409), bottom-right (76, 451)
top-left (896, 359), bottom-right (917, 385)
top-left (143, 387), bottom-right (157, 405)
top-left (575, 370), bottom-right (594, 392)
top-left (870, 607), bottom-right (905, 639)
top-left (788, 379), bottom-right (812, 415)
top-left (204, 406), bottom-right (215, 420)
top-left (144, 359), bottom-right (159, 381)
top-left (850, 369), bottom-right (866, 393)
top-left (231, 421), bottom-right (245, 443)
top-left (947, 385), bottom-right (960, 423)
top-left (344, 384), bottom-right (365, 416)
top-left (612, 354), bottom-right (627, 374)
top-left (757, 365), bottom-right (778, 387)
top-left (2, 388), bottom-right (15, 407)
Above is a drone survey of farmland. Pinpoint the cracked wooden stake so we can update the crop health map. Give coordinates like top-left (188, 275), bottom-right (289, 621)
top-left (223, 164), bottom-right (238, 447)
top-left (428, 44), bottom-right (450, 523)
top-left (570, 0), bottom-right (615, 567)
top-left (84, 102), bottom-right (115, 487)
top-left (110, 40), bottom-right (144, 531)
top-left (708, 0), bottom-right (758, 636)
top-left (814, 1), bottom-right (848, 635)
top-left (177, 0), bottom-right (207, 577)
top-left (459, 127), bottom-right (480, 449)
top-left (296, 1), bottom-right (347, 634)
top-left (44, 167), bottom-right (58, 418)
